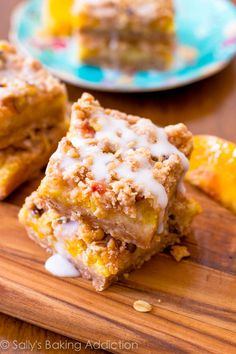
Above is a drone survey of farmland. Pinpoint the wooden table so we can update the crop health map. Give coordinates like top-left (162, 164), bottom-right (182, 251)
top-left (0, 1), bottom-right (236, 353)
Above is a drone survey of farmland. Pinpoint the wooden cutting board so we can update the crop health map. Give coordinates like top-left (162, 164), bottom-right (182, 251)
top-left (0, 181), bottom-right (235, 354)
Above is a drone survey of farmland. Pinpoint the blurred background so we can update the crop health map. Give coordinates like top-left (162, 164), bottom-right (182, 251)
top-left (1, 0), bottom-right (236, 143)
top-left (0, 1), bottom-right (236, 353)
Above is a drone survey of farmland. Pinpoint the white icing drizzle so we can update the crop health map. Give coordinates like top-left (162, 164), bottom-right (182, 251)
top-left (60, 156), bottom-right (81, 176)
top-left (135, 3), bottom-right (159, 19)
top-left (73, 0), bottom-right (117, 18)
top-left (45, 254), bottom-right (80, 277)
top-left (54, 220), bottom-right (80, 239)
top-left (72, 0), bottom-right (169, 21)
top-left (115, 162), bottom-right (168, 209)
top-left (69, 113), bottom-right (188, 209)
top-left (45, 219), bottom-right (82, 278)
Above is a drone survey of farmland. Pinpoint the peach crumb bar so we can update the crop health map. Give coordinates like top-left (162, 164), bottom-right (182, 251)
top-left (73, 0), bottom-right (176, 70)
top-left (0, 41), bottom-right (67, 199)
top-left (19, 191), bottom-right (199, 291)
top-left (30, 93), bottom-right (193, 249)
top-left (0, 41), bottom-right (67, 148)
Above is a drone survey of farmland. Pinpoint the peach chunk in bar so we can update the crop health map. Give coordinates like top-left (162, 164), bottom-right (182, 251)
top-left (29, 93), bottom-right (193, 249)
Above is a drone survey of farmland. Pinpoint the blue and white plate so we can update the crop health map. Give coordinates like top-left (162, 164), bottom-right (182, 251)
top-left (10, 0), bottom-right (236, 92)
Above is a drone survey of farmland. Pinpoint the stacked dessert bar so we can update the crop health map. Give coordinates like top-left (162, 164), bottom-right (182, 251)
top-left (0, 41), bottom-right (67, 199)
top-left (73, 0), bottom-right (176, 70)
top-left (20, 93), bottom-right (199, 291)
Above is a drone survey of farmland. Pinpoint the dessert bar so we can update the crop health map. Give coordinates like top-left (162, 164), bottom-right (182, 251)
top-left (19, 93), bottom-right (199, 290)
top-left (73, 0), bottom-right (176, 70)
top-left (19, 191), bottom-right (198, 291)
top-left (33, 93), bottom-right (192, 249)
top-left (0, 41), bottom-right (67, 199)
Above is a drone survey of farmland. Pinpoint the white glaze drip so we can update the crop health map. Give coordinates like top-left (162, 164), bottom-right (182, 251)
top-left (54, 220), bottom-right (80, 239)
top-left (115, 162), bottom-right (168, 208)
top-left (45, 254), bottom-right (80, 277)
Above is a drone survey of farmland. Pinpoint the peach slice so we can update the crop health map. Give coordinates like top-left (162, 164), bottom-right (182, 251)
top-left (186, 135), bottom-right (236, 214)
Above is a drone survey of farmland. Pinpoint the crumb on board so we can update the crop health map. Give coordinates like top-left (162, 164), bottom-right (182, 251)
top-left (170, 245), bottom-right (190, 262)
top-left (133, 300), bottom-right (152, 313)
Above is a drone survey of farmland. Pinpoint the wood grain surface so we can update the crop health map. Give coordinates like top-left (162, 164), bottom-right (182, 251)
top-left (0, 1), bottom-right (236, 353)
top-left (0, 184), bottom-right (236, 353)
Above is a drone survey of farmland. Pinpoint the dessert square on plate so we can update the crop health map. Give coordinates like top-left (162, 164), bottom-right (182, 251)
top-left (0, 41), bottom-right (67, 199)
top-left (34, 93), bottom-right (193, 249)
top-left (73, 0), bottom-right (176, 70)
top-left (19, 191), bottom-right (198, 291)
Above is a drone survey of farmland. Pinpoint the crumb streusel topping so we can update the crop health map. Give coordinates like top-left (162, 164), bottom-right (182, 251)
top-left (0, 41), bottom-right (65, 102)
top-left (73, 0), bottom-right (174, 22)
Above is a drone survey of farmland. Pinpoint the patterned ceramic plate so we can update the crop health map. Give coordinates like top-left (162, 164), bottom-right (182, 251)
top-left (10, 0), bottom-right (236, 92)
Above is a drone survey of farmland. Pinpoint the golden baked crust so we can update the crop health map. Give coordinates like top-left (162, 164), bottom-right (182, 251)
top-left (35, 93), bottom-right (193, 248)
top-left (0, 41), bottom-right (67, 149)
top-left (19, 190), bottom-right (198, 291)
